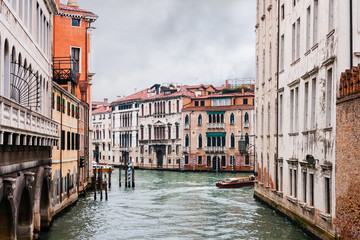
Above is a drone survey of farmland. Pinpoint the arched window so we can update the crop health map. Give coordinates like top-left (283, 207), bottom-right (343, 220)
top-left (149, 103), bottom-right (152, 115)
top-left (185, 134), bottom-right (189, 147)
top-left (245, 112), bottom-right (249, 123)
top-left (245, 133), bottom-right (249, 146)
top-left (230, 113), bottom-right (235, 124)
top-left (198, 134), bottom-right (202, 148)
top-left (4, 40), bottom-right (10, 98)
top-left (185, 115), bottom-right (189, 125)
top-left (198, 114), bottom-right (202, 125)
top-left (168, 145), bottom-right (172, 154)
top-left (141, 104), bottom-right (144, 116)
top-left (168, 101), bottom-right (171, 113)
top-left (231, 134), bottom-right (235, 148)
top-left (177, 100), bottom-right (180, 112)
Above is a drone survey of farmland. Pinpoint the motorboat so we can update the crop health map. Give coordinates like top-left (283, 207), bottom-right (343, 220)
top-left (216, 175), bottom-right (255, 188)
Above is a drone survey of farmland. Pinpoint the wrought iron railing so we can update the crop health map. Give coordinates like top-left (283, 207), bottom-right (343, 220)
top-left (53, 57), bottom-right (78, 85)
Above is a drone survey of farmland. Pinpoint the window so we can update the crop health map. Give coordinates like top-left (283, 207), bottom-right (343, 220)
top-left (176, 100), bottom-right (180, 113)
top-left (304, 82), bottom-right (309, 130)
top-left (244, 112), bottom-right (249, 123)
top-left (326, 68), bottom-right (333, 127)
top-left (57, 95), bottom-right (61, 111)
top-left (281, 4), bottom-right (285, 20)
top-left (290, 89), bottom-right (294, 131)
top-left (221, 156), bottom-right (226, 167)
top-left (198, 115), bottom-right (202, 125)
top-left (168, 101), bottom-right (171, 113)
top-left (72, 104), bottom-right (75, 117)
top-left (185, 134), bottom-right (189, 147)
top-left (67, 132), bottom-right (71, 150)
top-left (311, 78), bottom-right (317, 129)
top-left (303, 171), bottom-right (307, 202)
top-left (279, 94), bottom-right (283, 133)
top-left (230, 134), bottom-right (235, 148)
top-left (71, 133), bottom-right (75, 150)
top-left (185, 156), bottom-right (189, 165)
top-left (325, 177), bottom-right (331, 214)
top-left (76, 134), bottom-right (80, 150)
top-left (296, 18), bottom-right (301, 59)
top-left (71, 18), bottom-right (80, 27)
top-left (309, 173), bottom-right (314, 206)
top-left (71, 47), bottom-right (80, 73)
top-left (176, 125), bottom-right (179, 139)
top-left (280, 34), bottom-right (284, 71)
top-left (306, 6), bottom-right (311, 50)
top-left (168, 125), bottom-right (171, 139)
top-left (295, 87), bottom-right (299, 131)
top-left (185, 115), bottom-right (189, 125)
top-left (195, 101), bottom-right (199, 107)
top-left (198, 156), bottom-right (202, 165)
top-left (61, 130), bottom-right (65, 150)
top-left (313, 0), bottom-right (318, 45)
top-left (230, 113), bottom-right (234, 124)
top-left (207, 156), bottom-right (211, 166)
top-left (198, 134), bottom-right (202, 148)
top-left (148, 126), bottom-right (151, 139)
top-left (289, 169), bottom-right (293, 196)
top-left (212, 99), bottom-right (217, 106)
top-left (52, 93), bottom-right (54, 109)
top-left (245, 155), bottom-right (250, 166)
top-left (168, 145), bottom-right (172, 154)
top-left (62, 98), bottom-right (65, 113)
top-left (200, 101), bottom-right (205, 106)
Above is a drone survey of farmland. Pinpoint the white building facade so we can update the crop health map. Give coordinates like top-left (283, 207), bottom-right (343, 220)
top-left (0, 0), bottom-right (58, 239)
top-left (255, 0), bottom-right (360, 239)
top-left (92, 105), bottom-right (112, 165)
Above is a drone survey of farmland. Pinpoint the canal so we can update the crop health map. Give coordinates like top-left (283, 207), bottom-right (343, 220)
top-left (41, 170), bottom-right (311, 240)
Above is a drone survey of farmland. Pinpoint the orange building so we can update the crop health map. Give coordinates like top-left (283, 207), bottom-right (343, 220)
top-left (53, 0), bottom-right (98, 189)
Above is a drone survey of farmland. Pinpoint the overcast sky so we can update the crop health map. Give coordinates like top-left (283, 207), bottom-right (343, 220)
top-left (75, 0), bottom-right (256, 102)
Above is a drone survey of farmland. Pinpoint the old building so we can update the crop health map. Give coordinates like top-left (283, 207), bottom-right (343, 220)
top-left (92, 104), bottom-right (112, 165)
top-left (0, 0), bottom-right (58, 239)
top-left (254, 0), bottom-right (360, 239)
top-left (138, 85), bottom-right (193, 169)
top-left (51, 82), bottom-right (83, 216)
top-left (182, 85), bottom-right (255, 172)
top-left (111, 90), bottom-right (147, 167)
top-left (335, 66), bottom-right (360, 239)
top-left (53, 0), bottom-right (98, 189)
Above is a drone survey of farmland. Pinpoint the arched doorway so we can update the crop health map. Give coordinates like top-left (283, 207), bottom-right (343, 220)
top-left (212, 156), bottom-right (218, 170)
top-left (0, 198), bottom-right (13, 240)
top-left (157, 150), bottom-right (163, 167)
top-left (17, 188), bottom-right (32, 240)
top-left (40, 180), bottom-right (50, 229)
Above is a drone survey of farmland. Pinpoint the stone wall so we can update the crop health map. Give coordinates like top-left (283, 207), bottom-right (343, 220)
top-left (335, 65), bottom-right (360, 239)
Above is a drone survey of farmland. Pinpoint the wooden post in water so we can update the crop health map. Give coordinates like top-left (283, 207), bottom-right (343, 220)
top-left (100, 167), bottom-right (103, 201)
top-left (108, 168), bottom-right (112, 188)
top-left (105, 181), bottom-right (108, 200)
top-left (132, 166), bottom-right (135, 188)
top-left (119, 167), bottom-right (121, 187)
top-left (124, 165), bottom-right (128, 188)
top-left (94, 167), bottom-right (97, 200)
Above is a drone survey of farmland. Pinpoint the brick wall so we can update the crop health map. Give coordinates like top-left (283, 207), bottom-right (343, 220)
top-left (335, 65), bottom-right (360, 239)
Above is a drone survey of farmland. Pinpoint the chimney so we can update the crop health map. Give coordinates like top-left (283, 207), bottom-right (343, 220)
top-left (104, 98), bottom-right (108, 104)
top-left (67, 0), bottom-right (79, 8)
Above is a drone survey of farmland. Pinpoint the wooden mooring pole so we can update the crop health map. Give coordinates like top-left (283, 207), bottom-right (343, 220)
top-left (124, 164), bottom-right (128, 188)
top-left (108, 168), bottom-right (112, 188)
top-left (105, 181), bottom-right (108, 201)
top-left (94, 167), bottom-right (97, 200)
top-left (119, 167), bottom-right (121, 187)
top-left (100, 167), bottom-right (103, 201)
top-left (132, 166), bottom-right (135, 188)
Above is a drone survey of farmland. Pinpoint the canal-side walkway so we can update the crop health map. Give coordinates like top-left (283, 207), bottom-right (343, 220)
top-left (41, 170), bottom-right (311, 240)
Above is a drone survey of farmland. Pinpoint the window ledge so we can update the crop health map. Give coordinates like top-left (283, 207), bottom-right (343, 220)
top-left (304, 49), bottom-right (311, 56)
top-left (261, 82), bottom-right (265, 86)
top-left (326, 29), bottom-right (335, 39)
top-left (308, 129), bottom-right (317, 134)
top-left (268, 77), bottom-right (272, 81)
top-left (320, 212), bottom-right (332, 222)
top-left (290, 58), bottom-right (301, 67)
top-left (299, 201), bottom-right (307, 208)
top-left (288, 132), bottom-right (299, 136)
top-left (286, 195), bottom-right (298, 205)
top-left (279, 70), bottom-right (284, 75)
top-left (311, 43), bottom-right (319, 51)
top-left (278, 134), bottom-right (283, 137)
top-left (276, 191), bottom-right (283, 197)
top-left (323, 127), bottom-right (333, 132)
top-left (305, 205), bottom-right (315, 214)
top-left (266, 135), bottom-right (270, 138)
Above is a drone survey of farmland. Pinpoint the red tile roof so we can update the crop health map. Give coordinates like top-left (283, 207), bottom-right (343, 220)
top-left (92, 105), bottom-right (111, 114)
top-left (183, 104), bottom-right (255, 111)
top-left (112, 88), bottom-right (150, 103)
top-left (60, 3), bottom-right (97, 16)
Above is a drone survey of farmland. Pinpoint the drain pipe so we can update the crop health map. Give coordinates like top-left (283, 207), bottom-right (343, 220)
top-left (275, 0), bottom-right (281, 190)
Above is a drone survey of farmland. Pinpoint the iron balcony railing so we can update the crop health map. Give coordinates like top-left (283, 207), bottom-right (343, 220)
top-left (53, 57), bottom-right (78, 85)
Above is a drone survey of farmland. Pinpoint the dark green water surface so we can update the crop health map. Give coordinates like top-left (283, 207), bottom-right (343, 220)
top-left (40, 170), bottom-right (311, 240)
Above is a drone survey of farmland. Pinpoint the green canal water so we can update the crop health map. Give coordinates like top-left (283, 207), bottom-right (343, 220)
top-left (40, 170), bottom-right (311, 240)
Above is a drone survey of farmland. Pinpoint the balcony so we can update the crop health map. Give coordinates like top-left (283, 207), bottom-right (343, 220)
top-left (53, 57), bottom-right (78, 85)
top-left (244, 122), bottom-right (250, 128)
top-left (207, 123), bottom-right (225, 129)
top-left (0, 96), bottom-right (58, 146)
top-left (204, 146), bottom-right (226, 153)
top-left (183, 147), bottom-right (190, 153)
top-left (119, 147), bottom-right (131, 152)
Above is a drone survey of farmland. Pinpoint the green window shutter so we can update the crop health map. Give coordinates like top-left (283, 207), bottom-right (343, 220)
top-left (62, 98), bottom-right (65, 113)
top-left (52, 93), bottom-right (55, 109)
top-left (76, 106), bottom-right (79, 119)
top-left (72, 104), bottom-right (75, 117)
top-left (67, 102), bottom-right (70, 116)
top-left (57, 95), bottom-right (60, 111)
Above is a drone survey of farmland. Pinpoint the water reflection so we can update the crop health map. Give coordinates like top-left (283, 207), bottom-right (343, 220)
top-left (41, 170), bottom-right (310, 240)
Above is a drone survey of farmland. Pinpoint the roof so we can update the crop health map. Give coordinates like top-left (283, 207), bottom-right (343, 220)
top-left (183, 104), bottom-right (255, 111)
top-left (59, 3), bottom-right (98, 17)
top-left (112, 88), bottom-right (150, 103)
top-left (191, 91), bottom-right (254, 99)
top-left (92, 105), bottom-right (111, 114)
